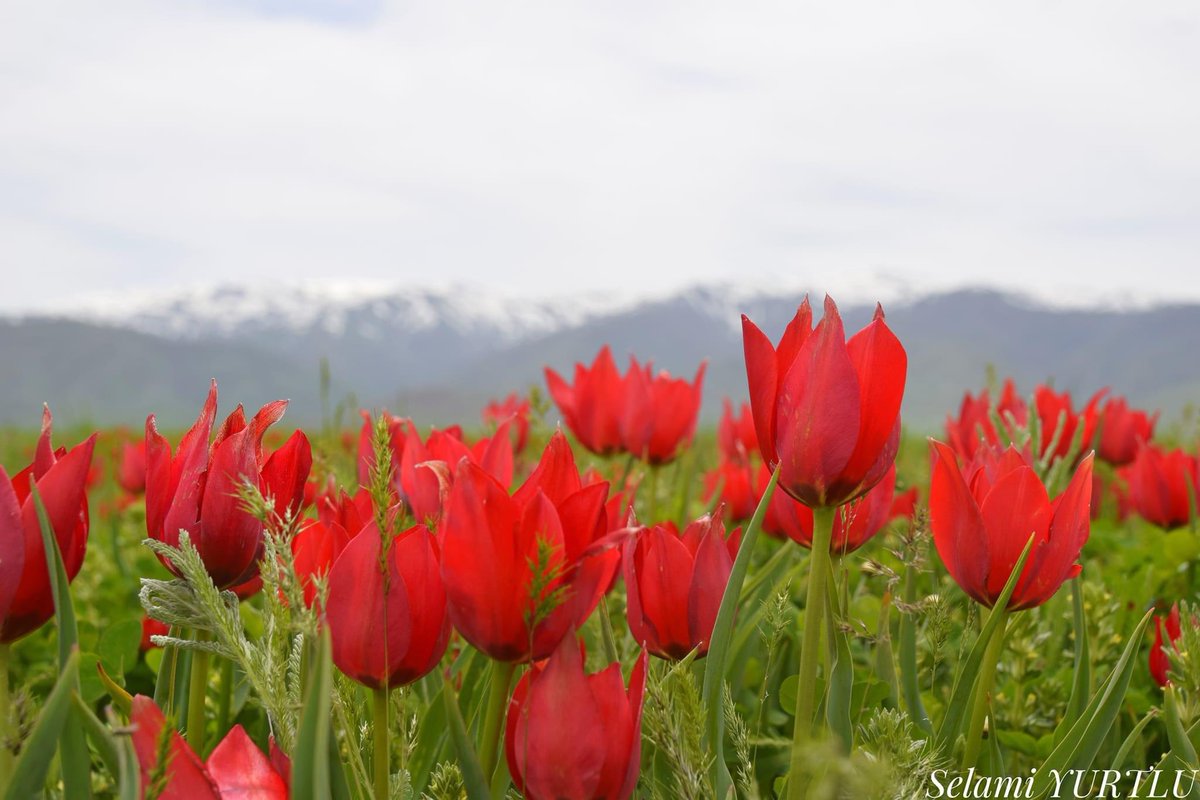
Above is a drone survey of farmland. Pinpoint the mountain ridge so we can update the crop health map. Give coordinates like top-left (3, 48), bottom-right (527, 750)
top-left (2, 283), bottom-right (1197, 432)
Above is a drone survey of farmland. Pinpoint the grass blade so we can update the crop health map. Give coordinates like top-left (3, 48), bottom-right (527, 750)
top-left (3, 650), bottom-right (80, 800)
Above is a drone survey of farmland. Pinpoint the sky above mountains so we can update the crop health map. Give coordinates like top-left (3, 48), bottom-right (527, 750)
top-left (3, 1), bottom-right (1199, 312)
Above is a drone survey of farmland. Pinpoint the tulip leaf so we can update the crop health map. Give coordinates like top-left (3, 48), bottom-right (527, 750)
top-left (1164, 686), bottom-right (1199, 771)
top-left (70, 692), bottom-right (122, 783)
top-left (292, 630), bottom-right (333, 800)
top-left (30, 483), bottom-right (92, 800)
top-left (702, 467), bottom-right (779, 798)
top-left (1111, 709), bottom-right (1159, 773)
top-left (1027, 608), bottom-right (1153, 799)
top-left (3, 650), bottom-right (79, 800)
top-left (898, 564), bottom-right (932, 734)
top-left (824, 563), bottom-right (853, 751)
top-left (1055, 578), bottom-right (1090, 746)
top-left (96, 661), bottom-right (134, 715)
top-left (935, 533), bottom-right (1036, 753)
top-left (440, 673), bottom-right (490, 800)
top-left (408, 681), bottom-right (449, 798)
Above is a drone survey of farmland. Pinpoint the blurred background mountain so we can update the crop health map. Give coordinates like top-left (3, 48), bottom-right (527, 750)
top-left (3, 282), bottom-right (1195, 432)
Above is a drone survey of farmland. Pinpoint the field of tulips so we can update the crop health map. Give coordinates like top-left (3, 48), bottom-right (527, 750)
top-left (3, 295), bottom-right (1200, 800)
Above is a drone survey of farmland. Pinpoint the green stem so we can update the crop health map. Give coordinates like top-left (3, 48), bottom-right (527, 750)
top-left (598, 596), bottom-right (620, 665)
top-left (187, 631), bottom-right (211, 752)
top-left (373, 686), bottom-right (390, 800)
top-left (647, 464), bottom-right (660, 522)
top-left (0, 643), bottom-right (12, 789)
top-left (215, 658), bottom-right (234, 737)
top-left (786, 506), bottom-right (835, 800)
top-left (479, 660), bottom-right (516, 783)
top-left (961, 609), bottom-right (1008, 770)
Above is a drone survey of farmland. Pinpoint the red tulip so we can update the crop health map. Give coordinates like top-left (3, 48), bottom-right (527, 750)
top-left (130, 695), bottom-right (288, 799)
top-left (0, 407), bottom-right (96, 643)
top-left (761, 463), bottom-right (904, 554)
top-left (1124, 444), bottom-right (1199, 530)
top-left (718, 399), bottom-right (758, 464)
top-left (117, 440), bottom-right (147, 495)
top-left (619, 358), bottom-right (706, 464)
top-left (356, 412), bottom-right (512, 527)
top-left (703, 460), bottom-right (758, 523)
top-left (484, 392), bottom-right (532, 454)
top-left (945, 379), bottom-right (1026, 460)
top-left (326, 521), bottom-right (450, 688)
top-left (623, 512), bottom-right (740, 660)
top-left (505, 633), bottom-right (647, 800)
top-left (140, 615), bottom-right (171, 652)
top-left (742, 296), bottom-right (906, 508)
top-left (1095, 396), bottom-right (1158, 466)
top-left (1150, 604), bottom-right (1182, 688)
top-left (929, 440), bottom-right (1093, 611)
top-left (290, 488), bottom-right (370, 608)
top-left (1033, 385), bottom-right (1104, 463)
top-left (544, 346), bottom-right (626, 456)
top-left (440, 432), bottom-right (620, 662)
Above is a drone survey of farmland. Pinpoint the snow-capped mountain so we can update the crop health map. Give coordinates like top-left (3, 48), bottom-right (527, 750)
top-left (3, 282), bottom-right (1199, 430)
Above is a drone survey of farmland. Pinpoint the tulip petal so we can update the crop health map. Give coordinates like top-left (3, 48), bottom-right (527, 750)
top-left (129, 695), bottom-right (221, 800)
top-left (928, 440), bottom-right (991, 606)
top-left (326, 523), bottom-right (413, 689)
top-left (206, 724), bottom-right (289, 800)
top-left (741, 315), bottom-right (781, 468)
top-left (687, 521), bottom-right (734, 654)
top-left (840, 307), bottom-right (906, 490)
top-left (516, 635), bottom-right (606, 799)
top-left (977, 463), bottom-right (1051, 604)
top-left (0, 469), bottom-right (26, 627)
top-left (261, 430), bottom-right (312, 521)
top-left (774, 297), bottom-right (862, 506)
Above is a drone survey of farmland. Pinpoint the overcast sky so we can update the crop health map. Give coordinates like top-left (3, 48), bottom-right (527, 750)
top-left (2, 1), bottom-right (1198, 313)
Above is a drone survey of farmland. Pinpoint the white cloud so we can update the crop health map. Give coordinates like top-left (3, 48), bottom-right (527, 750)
top-left (2, 0), bottom-right (1199, 311)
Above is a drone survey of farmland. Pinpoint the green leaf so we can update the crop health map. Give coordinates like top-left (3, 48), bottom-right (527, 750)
top-left (3, 650), bottom-right (80, 800)
top-left (898, 565), bottom-right (932, 735)
top-left (935, 533), bottom-right (1036, 753)
top-left (292, 630), bottom-right (333, 800)
top-left (30, 484), bottom-right (91, 800)
top-left (701, 467), bottom-right (779, 798)
top-left (441, 673), bottom-right (490, 800)
top-left (824, 565), bottom-right (853, 751)
top-left (408, 682), bottom-right (449, 797)
top-left (1055, 578), bottom-right (1090, 746)
top-left (1027, 608), bottom-right (1154, 799)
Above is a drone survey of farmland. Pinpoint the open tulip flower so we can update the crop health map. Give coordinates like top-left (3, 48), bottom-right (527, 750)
top-left (929, 440), bottom-right (1093, 611)
top-left (762, 463), bottom-right (903, 555)
top-left (130, 695), bottom-right (289, 799)
top-left (1124, 443), bottom-right (1199, 530)
top-left (1095, 396), bottom-right (1158, 466)
top-left (1033, 385), bottom-right (1104, 463)
top-left (1150, 603), bottom-right (1182, 688)
top-left (145, 381), bottom-right (310, 590)
top-left (505, 632), bottom-right (647, 800)
top-left (326, 520), bottom-right (450, 689)
top-left (545, 345), bottom-right (626, 456)
top-left (623, 511), bottom-right (740, 659)
top-left (117, 439), bottom-right (147, 496)
top-left (0, 406), bottom-right (96, 643)
top-left (742, 295), bottom-right (906, 508)
top-left (619, 356), bottom-right (705, 464)
top-left (291, 487), bottom-right (371, 607)
top-left (703, 459), bottom-right (758, 523)
top-left (357, 411), bottom-right (513, 527)
top-left (440, 431), bottom-right (620, 662)
top-left (945, 378), bottom-right (1027, 460)
top-left (483, 392), bottom-right (532, 454)
top-left (718, 398), bottom-right (759, 464)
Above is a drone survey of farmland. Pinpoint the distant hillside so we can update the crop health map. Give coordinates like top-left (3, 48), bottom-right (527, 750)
top-left (2, 284), bottom-right (1197, 432)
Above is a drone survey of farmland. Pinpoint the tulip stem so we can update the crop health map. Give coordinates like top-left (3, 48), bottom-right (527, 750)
top-left (786, 505), bottom-right (835, 800)
top-left (961, 609), bottom-right (1008, 770)
top-left (373, 686), bottom-right (390, 800)
top-left (0, 643), bottom-right (12, 788)
top-left (215, 657), bottom-right (234, 737)
top-left (479, 660), bottom-right (516, 784)
top-left (187, 630), bottom-right (211, 753)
